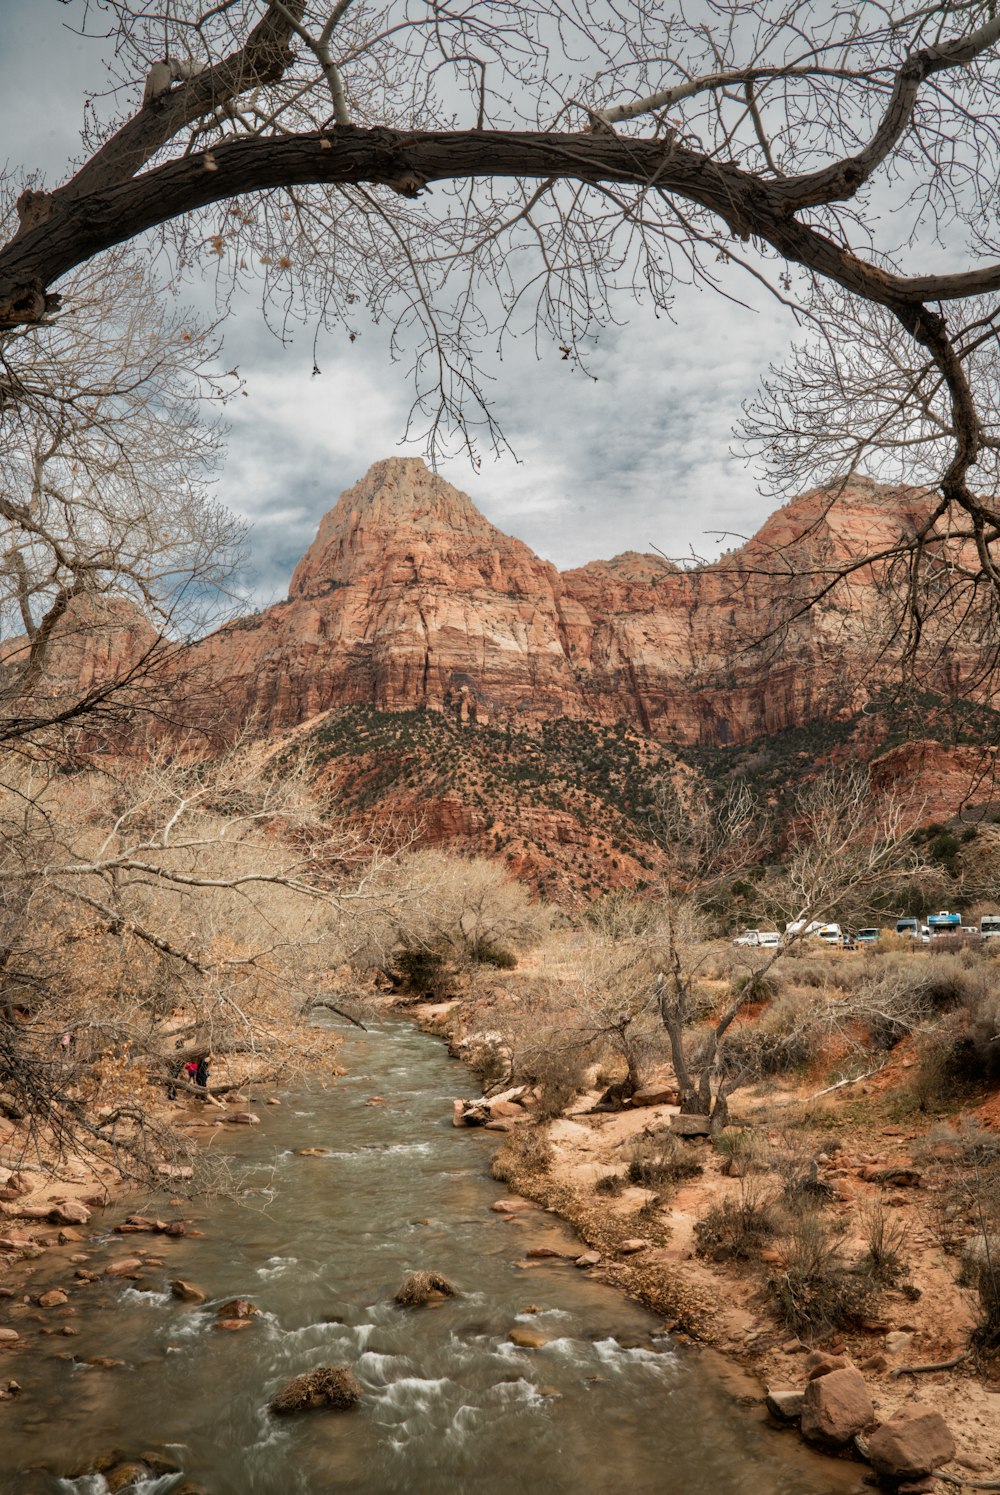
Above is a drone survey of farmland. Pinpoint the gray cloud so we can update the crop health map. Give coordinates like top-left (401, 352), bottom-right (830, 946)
top-left (3, 6), bottom-right (798, 610)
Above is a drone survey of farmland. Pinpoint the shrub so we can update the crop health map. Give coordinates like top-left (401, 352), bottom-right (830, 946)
top-left (715, 990), bottom-right (820, 1081)
top-left (626, 1129), bottom-right (704, 1189)
top-left (595, 1172), bottom-right (625, 1196)
top-left (859, 1194), bottom-right (910, 1285)
top-left (732, 969), bottom-right (783, 1002)
top-left (768, 1211), bottom-right (878, 1334)
top-left (467, 938), bottom-right (517, 969)
top-left (961, 1236), bottom-right (1000, 1349)
top-left (391, 944), bottom-right (449, 994)
top-left (491, 1126), bottom-right (553, 1182)
top-left (714, 1127), bottom-right (771, 1177)
top-left (694, 1180), bottom-right (779, 1262)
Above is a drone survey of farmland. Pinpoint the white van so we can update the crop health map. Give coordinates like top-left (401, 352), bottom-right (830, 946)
top-left (732, 930), bottom-right (781, 948)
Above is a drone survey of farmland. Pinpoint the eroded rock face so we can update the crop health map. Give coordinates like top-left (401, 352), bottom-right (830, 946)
top-left (175, 461), bottom-right (963, 749)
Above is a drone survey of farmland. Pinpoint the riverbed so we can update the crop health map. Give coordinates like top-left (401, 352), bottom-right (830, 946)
top-left (0, 1018), bottom-right (866, 1494)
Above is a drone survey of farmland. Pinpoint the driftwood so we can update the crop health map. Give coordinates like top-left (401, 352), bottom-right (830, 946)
top-left (938, 1475), bottom-right (1000, 1490)
top-left (305, 998), bottom-right (368, 1032)
top-left (890, 1349), bottom-right (971, 1379)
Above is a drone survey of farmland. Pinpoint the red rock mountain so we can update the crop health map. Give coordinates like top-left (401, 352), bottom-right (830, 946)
top-left (179, 457), bottom-right (958, 747)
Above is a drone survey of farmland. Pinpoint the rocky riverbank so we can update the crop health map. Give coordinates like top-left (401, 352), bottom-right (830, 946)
top-left (412, 992), bottom-right (1000, 1493)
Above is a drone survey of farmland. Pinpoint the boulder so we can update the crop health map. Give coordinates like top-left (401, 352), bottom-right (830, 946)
top-left (669, 1113), bottom-right (711, 1137)
top-left (867, 1411), bottom-right (956, 1481)
top-left (631, 1083), bottom-right (679, 1107)
top-left (619, 1238), bottom-right (649, 1254)
top-left (48, 1200), bottom-right (90, 1226)
top-left (224, 1112), bottom-right (259, 1126)
top-left (270, 1366), bottom-right (361, 1414)
top-left (170, 1280), bottom-right (206, 1304)
top-left (800, 1367), bottom-right (874, 1448)
top-left (38, 1289), bottom-right (68, 1308)
top-left (766, 1388), bottom-right (805, 1421)
top-left (575, 1252), bottom-right (602, 1268)
top-left (394, 1271), bottom-right (456, 1307)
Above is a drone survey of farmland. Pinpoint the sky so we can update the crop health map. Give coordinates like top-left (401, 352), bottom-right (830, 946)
top-left (1, 3), bottom-right (798, 609)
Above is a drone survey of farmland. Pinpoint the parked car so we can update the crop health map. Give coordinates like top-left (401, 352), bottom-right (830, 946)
top-left (732, 930), bottom-right (781, 948)
top-left (856, 928), bottom-right (880, 944)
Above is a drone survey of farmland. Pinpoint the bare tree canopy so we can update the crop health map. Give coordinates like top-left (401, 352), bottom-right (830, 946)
top-left (4, 4), bottom-right (1000, 661)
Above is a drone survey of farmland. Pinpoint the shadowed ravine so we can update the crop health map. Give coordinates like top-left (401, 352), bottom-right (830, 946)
top-left (3, 1020), bottom-right (862, 1494)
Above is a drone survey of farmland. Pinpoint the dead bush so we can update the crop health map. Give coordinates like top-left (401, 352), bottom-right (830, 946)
top-left (859, 1193), bottom-right (910, 1285)
top-left (394, 1270), bottom-right (456, 1307)
top-left (714, 1127), bottom-right (772, 1177)
top-left (595, 1172), bottom-right (626, 1196)
top-left (768, 1211), bottom-right (878, 1334)
top-left (959, 1235), bottom-right (1000, 1350)
top-left (715, 990), bottom-right (820, 1081)
top-left (694, 1180), bottom-right (780, 1262)
top-left (490, 1126), bottom-right (553, 1183)
top-left (626, 1128), bottom-right (704, 1189)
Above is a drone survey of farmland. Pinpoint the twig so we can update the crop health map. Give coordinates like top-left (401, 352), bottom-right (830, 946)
top-left (808, 1066), bottom-right (882, 1099)
top-left (890, 1349), bottom-right (972, 1378)
top-left (937, 1474), bottom-right (1000, 1490)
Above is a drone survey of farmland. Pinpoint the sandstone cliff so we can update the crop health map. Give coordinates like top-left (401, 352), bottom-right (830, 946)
top-left (179, 458), bottom-right (957, 748)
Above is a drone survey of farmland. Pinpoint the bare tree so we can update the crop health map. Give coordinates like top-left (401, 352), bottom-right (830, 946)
top-left (0, 247), bottom-right (244, 748)
top-left (2, 3), bottom-right (1000, 654)
top-left (656, 767), bottom-right (919, 1129)
top-left (0, 736), bottom-right (387, 1183)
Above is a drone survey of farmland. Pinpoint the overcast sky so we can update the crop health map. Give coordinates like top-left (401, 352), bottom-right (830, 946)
top-left (2, 3), bottom-right (797, 608)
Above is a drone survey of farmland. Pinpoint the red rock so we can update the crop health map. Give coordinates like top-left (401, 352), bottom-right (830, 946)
top-left (803, 1351), bottom-right (849, 1380)
top-left (37, 1290), bottom-right (68, 1308)
top-left (800, 1367), bottom-right (874, 1447)
top-left (618, 1239), bottom-right (649, 1254)
top-left (868, 1411), bottom-right (956, 1480)
top-left (104, 1257), bottom-right (144, 1277)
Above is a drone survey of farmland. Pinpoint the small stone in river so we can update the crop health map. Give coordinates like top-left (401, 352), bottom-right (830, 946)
top-left (295, 1148), bottom-right (330, 1157)
top-left (104, 1257), bottom-right (143, 1278)
top-left (0, 1379), bottom-right (21, 1399)
top-left (394, 1271), bottom-right (456, 1307)
top-left (38, 1290), bottom-right (68, 1308)
top-left (216, 1298), bottom-right (257, 1319)
top-left (526, 1247), bottom-right (563, 1259)
top-left (509, 1328), bottom-right (548, 1349)
top-left (0, 1328), bottom-right (19, 1342)
top-left (86, 1357), bottom-right (125, 1369)
top-left (575, 1252), bottom-right (601, 1268)
top-left (270, 1366), bottom-right (361, 1414)
top-left (104, 1461), bottom-right (154, 1492)
top-left (170, 1280), bottom-right (206, 1304)
top-left (214, 1318), bottom-right (253, 1332)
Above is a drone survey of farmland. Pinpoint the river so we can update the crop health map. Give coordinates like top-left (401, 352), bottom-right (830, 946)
top-left (0, 1018), bottom-right (864, 1494)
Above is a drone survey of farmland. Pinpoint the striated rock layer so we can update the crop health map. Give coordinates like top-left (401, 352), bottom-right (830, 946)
top-left (178, 457), bottom-right (964, 748)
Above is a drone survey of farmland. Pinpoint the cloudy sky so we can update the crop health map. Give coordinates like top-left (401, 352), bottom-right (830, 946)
top-left (2, 4), bottom-right (797, 608)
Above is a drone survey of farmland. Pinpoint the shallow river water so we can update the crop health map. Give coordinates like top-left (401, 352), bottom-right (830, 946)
top-left (1, 1019), bottom-right (865, 1495)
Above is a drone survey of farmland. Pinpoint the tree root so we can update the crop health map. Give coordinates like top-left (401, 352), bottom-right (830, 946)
top-left (889, 1349), bottom-right (971, 1378)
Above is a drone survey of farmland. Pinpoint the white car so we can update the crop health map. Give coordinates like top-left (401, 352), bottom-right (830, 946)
top-left (732, 930), bottom-right (781, 948)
